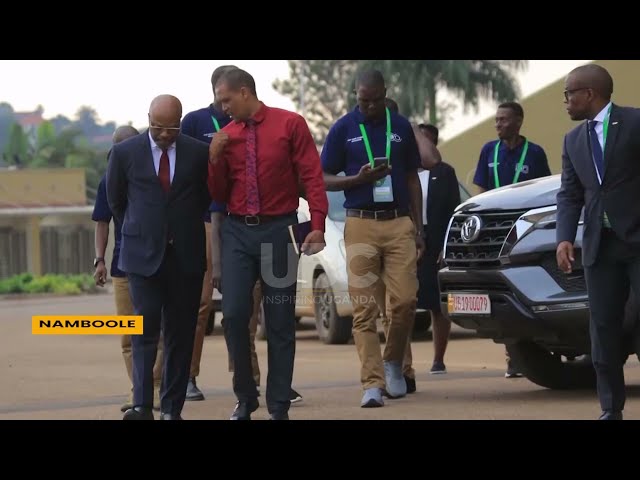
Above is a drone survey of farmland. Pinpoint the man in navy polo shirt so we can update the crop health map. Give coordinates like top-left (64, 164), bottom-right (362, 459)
top-left (180, 64), bottom-right (237, 401)
top-left (472, 101), bottom-right (551, 378)
top-left (473, 101), bottom-right (551, 194)
top-left (92, 125), bottom-right (163, 412)
top-left (322, 69), bottom-right (440, 408)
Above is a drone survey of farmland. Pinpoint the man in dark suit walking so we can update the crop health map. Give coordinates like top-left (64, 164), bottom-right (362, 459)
top-left (557, 63), bottom-right (640, 420)
top-left (107, 94), bottom-right (211, 420)
top-left (416, 124), bottom-right (460, 376)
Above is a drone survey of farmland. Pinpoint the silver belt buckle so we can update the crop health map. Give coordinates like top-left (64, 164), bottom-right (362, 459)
top-left (245, 215), bottom-right (260, 226)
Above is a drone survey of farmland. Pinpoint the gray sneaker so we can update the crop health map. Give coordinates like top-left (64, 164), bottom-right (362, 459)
top-left (361, 388), bottom-right (384, 408)
top-left (383, 360), bottom-right (407, 398)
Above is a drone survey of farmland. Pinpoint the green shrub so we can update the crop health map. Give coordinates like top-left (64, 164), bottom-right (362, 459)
top-left (0, 273), bottom-right (98, 295)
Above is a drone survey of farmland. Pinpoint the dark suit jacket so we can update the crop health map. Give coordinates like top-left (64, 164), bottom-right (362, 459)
top-left (425, 161), bottom-right (461, 253)
top-left (557, 104), bottom-right (640, 267)
top-left (106, 131), bottom-right (211, 277)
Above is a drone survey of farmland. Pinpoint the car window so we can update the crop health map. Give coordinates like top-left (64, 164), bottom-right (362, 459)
top-left (459, 182), bottom-right (471, 202)
top-left (327, 191), bottom-right (346, 222)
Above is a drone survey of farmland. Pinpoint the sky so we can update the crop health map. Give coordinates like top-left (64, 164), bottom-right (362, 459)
top-left (0, 60), bottom-right (591, 141)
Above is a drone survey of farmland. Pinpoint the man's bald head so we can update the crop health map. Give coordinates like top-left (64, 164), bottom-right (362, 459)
top-left (148, 95), bottom-right (182, 150)
top-left (568, 64), bottom-right (614, 100)
top-left (149, 94), bottom-right (182, 120)
top-left (112, 125), bottom-right (139, 145)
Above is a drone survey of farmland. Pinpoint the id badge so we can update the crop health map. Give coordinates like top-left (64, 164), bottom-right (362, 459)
top-left (373, 175), bottom-right (394, 203)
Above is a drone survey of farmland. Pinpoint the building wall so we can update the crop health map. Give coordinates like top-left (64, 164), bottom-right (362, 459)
top-left (0, 168), bottom-right (86, 208)
top-left (439, 60), bottom-right (640, 193)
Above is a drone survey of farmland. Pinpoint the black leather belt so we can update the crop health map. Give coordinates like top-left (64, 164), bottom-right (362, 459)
top-left (346, 208), bottom-right (410, 221)
top-left (228, 212), bottom-right (296, 226)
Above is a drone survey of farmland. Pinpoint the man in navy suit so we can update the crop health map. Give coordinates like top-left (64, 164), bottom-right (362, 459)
top-left (106, 94), bottom-right (210, 420)
top-left (557, 64), bottom-right (640, 420)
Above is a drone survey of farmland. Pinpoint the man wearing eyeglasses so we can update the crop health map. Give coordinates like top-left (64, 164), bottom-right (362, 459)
top-left (106, 94), bottom-right (211, 420)
top-left (472, 101), bottom-right (551, 379)
top-left (557, 63), bottom-right (640, 420)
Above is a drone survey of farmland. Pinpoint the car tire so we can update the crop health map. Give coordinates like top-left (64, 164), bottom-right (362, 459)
top-left (314, 272), bottom-right (352, 345)
top-left (506, 340), bottom-right (596, 390)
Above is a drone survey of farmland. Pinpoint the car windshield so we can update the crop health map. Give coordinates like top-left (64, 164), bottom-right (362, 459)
top-left (327, 191), bottom-right (346, 222)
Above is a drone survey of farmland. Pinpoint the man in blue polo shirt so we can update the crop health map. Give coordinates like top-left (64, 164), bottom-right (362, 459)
top-left (472, 101), bottom-right (551, 378)
top-left (92, 125), bottom-right (163, 412)
top-left (322, 69), bottom-right (440, 408)
top-left (180, 64), bottom-right (237, 401)
top-left (473, 101), bottom-right (551, 194)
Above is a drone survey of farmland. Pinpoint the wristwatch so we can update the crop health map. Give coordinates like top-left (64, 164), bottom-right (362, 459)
top-left (93, 257), bottom-right (105, 267)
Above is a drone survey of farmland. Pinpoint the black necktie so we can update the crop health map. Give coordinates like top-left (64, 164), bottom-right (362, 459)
top-left (588, 120), bottom-right (604, 182)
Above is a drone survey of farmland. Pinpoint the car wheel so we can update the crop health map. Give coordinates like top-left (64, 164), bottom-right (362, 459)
top-left (313, 272), bottom-right (352, 345)
top-left (506, 340), bottom-right (596, 390)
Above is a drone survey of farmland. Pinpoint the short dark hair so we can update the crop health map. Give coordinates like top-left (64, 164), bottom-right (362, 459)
top-left (418, 123), bottom-right (439, 145)
top-left (211, 64), bottom-right (239, 89)
top-left (498, 101), bottom-right (524, 119)
top-left (217, 68), bottom-right (257, 96)
top-left (355, 69), bottom-right (385, 90)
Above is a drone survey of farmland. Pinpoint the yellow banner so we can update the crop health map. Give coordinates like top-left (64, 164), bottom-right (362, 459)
top-left (32, 315), bottom-right (143, 335)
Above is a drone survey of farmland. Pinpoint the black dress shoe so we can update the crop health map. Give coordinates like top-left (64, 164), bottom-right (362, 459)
top-left (230, 398), bottom-right (259, 420)
top-left (185, 377), bottom-right (205, 401)
top-left (123, 406), bottom-right (154, 420)
top-left (404, 376), bottom-right (416, 394)
top-left (599, 410), bottom-right (623, 420)
top-left (269, 412), bottom-right (289, 420)
top-left (160, 412), bottom-right (183, 420)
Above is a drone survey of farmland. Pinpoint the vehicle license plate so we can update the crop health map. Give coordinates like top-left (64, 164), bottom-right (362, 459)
top-left (447, 293), bottom-right (491, 314)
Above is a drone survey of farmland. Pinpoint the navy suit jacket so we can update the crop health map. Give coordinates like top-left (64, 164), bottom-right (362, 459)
top-left (425, 161), bottom-right (461, 252)
top-left (557, 104), bottom-right (640, 267)
top-left (106, 131), bottom-right (211, 277)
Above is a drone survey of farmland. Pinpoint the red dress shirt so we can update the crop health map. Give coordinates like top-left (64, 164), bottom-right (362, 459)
top-left (208, 103), bottom-right (328, 232)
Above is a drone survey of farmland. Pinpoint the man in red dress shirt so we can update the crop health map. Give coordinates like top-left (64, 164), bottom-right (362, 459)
top-left (208, 68), bottom-right (328, 420)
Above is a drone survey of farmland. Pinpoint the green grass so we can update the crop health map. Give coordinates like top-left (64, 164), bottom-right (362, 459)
top-left (0, 273), bottom-right (99, 295)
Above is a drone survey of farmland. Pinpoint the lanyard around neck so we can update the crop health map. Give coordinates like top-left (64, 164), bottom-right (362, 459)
top-left (493, 138), bottom-right (529, 189)
top-left (601, 103), bottom-right (612, 151)
top-left (359, 107), bottom-right (391, 166)
top-left (211, 115), bottom-right (221, 132)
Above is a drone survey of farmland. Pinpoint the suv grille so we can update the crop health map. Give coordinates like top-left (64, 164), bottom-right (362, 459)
top-left (445, 210), bottom-right (527, 268)
top-left (541, 253), bottom-right (586, 292)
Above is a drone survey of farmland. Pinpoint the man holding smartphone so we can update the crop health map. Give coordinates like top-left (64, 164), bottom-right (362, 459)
top-left (322, 70), bottom-right (440, 408)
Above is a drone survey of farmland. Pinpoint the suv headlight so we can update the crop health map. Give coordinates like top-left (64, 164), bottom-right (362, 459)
top-left (531, 209), bottom-right (557, 229)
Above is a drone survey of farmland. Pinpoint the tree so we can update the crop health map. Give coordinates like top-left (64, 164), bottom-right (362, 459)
top-left (3, 123), bottom-right (29, 167)
top-left (362, 60), bottom-right (528, 128)
top-left (273, 60), bottom-right (360, 145)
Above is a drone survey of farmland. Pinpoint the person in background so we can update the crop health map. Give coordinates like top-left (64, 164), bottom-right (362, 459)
top-left (416, 123), bottom-right (460, 376)
top-left (472, 101), bottom-right (551, 378)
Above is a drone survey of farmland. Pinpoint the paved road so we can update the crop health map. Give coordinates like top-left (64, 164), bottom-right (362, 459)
top-left (2, 292), bottom-right (639, 420)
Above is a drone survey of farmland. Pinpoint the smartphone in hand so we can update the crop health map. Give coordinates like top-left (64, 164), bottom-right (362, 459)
top-left (373, 156), bottom-right (388, 169)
